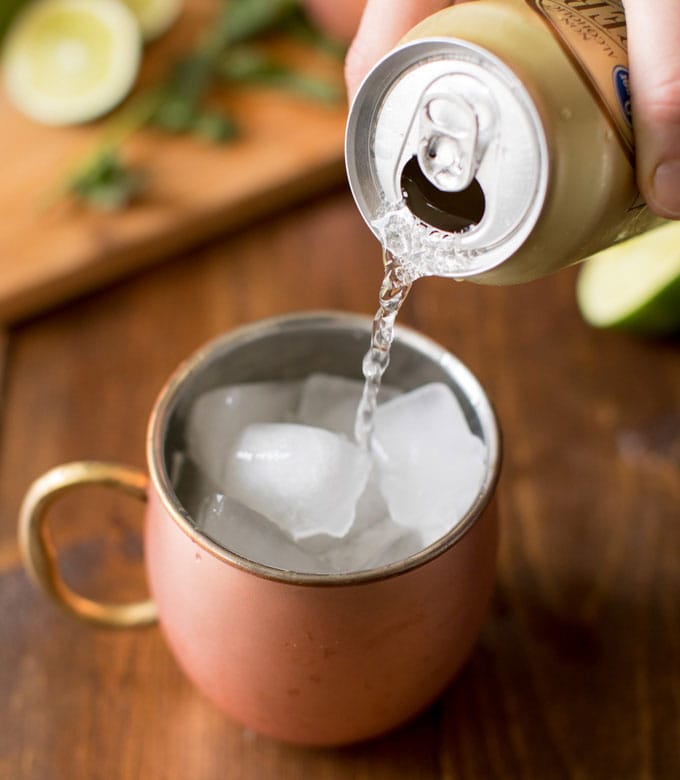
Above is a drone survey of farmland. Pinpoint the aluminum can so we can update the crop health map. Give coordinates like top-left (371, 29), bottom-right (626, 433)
top-left (346, 0), bottom-right (665, 284)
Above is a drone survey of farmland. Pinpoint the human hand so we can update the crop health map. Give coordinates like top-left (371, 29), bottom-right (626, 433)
top-left (345, 0), bottom-right (680, 220)
top-left (625, 0), bottom-right (680, 219)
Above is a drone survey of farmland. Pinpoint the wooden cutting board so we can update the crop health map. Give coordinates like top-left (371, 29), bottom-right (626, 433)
top-left (0, 1), bottom-right (349, 323)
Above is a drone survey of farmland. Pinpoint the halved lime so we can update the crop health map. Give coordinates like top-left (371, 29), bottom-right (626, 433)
top-left (2, 0), bottom-right (141, 125)
top-left (121, 0), bottom-right (182, 41)
top-left (577, 220), bottom-right (680, 335)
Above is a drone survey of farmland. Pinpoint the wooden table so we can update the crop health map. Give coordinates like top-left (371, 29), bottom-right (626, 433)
top-left (1, 186), bottom-right (678, 778)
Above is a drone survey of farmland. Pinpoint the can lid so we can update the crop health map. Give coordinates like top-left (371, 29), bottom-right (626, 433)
top-left (345, 38), bottom-right (549, 278)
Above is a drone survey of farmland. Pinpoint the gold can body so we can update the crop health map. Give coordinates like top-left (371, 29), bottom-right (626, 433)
top-left (346, 0), bottom-right (666, 284)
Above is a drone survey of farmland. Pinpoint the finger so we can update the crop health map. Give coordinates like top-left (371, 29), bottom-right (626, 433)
top-left (625, 0), bottom-right (680, 218)
top-left (345, 0), bottom-right (451, 101)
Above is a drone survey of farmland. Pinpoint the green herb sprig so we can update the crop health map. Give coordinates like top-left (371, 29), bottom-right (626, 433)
top-left (67, 148), bottom-right (146, 212)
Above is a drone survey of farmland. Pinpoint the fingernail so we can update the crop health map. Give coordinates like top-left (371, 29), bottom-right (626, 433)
top-left (652, 159), bottom-right (680, 218)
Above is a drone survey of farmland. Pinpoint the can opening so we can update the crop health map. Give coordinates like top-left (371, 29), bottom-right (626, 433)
top-left (400, 156), bottom-right (485, 233)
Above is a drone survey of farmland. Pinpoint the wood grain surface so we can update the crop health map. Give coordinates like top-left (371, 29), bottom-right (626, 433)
top-left (0, 0), bottom-right (346, 324)
top-left (0, 187), bottom-right (678, 779)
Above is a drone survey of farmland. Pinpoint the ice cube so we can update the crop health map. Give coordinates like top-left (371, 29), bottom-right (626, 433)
top-left (185, 382), bottom-right (301, 485)
top-left (372, 382), bottom-right (486, 546)
top-left (345, 469), bottom-right (424, 568)
top-left (197, 493), bottom-right (319, 572)
top-left (296, 373), bottom-right (401, 439)
top-left (302, 514), bottom-right (423, 574)
top-left (296, 374), bottom-right (364, 438)
top-left (296, 468), bottom-right (423, 573)
top-left (223, 423), bottom-right (371, 540)
top-left (350, 516), bottom-right (422, 570)
top-left (353, 467), bottom-right (390, 531)
top-left (295, 466), bottom-right (386, 554)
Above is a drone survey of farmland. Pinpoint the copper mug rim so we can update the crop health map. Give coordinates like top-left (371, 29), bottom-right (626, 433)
top-left (147, 310), bottom-right (502, 587)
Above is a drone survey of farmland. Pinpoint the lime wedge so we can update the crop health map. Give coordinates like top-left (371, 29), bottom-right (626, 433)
top-left (2, 0), bottom-right (141, 125)
top-left (577, 220), bottom-right (680, 335)
top-left (121, 0), bottom-right (182, 41)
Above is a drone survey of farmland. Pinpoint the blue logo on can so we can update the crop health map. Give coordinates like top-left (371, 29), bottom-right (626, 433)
top-left (613, 65), bottom-right (632, 127)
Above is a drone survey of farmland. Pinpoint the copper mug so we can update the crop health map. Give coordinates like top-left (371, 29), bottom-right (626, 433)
top-left (18, 312), bottom-right (501, 746)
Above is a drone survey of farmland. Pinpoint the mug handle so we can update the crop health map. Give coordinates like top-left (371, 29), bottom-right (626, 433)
top-left (18, 461), bottom-right (158, 629)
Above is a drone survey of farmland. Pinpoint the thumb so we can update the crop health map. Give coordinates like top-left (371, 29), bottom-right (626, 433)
top-left (625, 0), bottom-right (680, 218)
top-left (345, 0), bottom-right (451, 102)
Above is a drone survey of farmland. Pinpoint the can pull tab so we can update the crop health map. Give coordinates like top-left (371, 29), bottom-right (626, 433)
top-left (415, 76), bottom-right (497, 193)
top-left (418, 93), bottom-right (479, 192)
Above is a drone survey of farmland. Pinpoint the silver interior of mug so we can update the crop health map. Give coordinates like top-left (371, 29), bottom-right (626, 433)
top-left (149, 311), bottom-right (501, 583)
